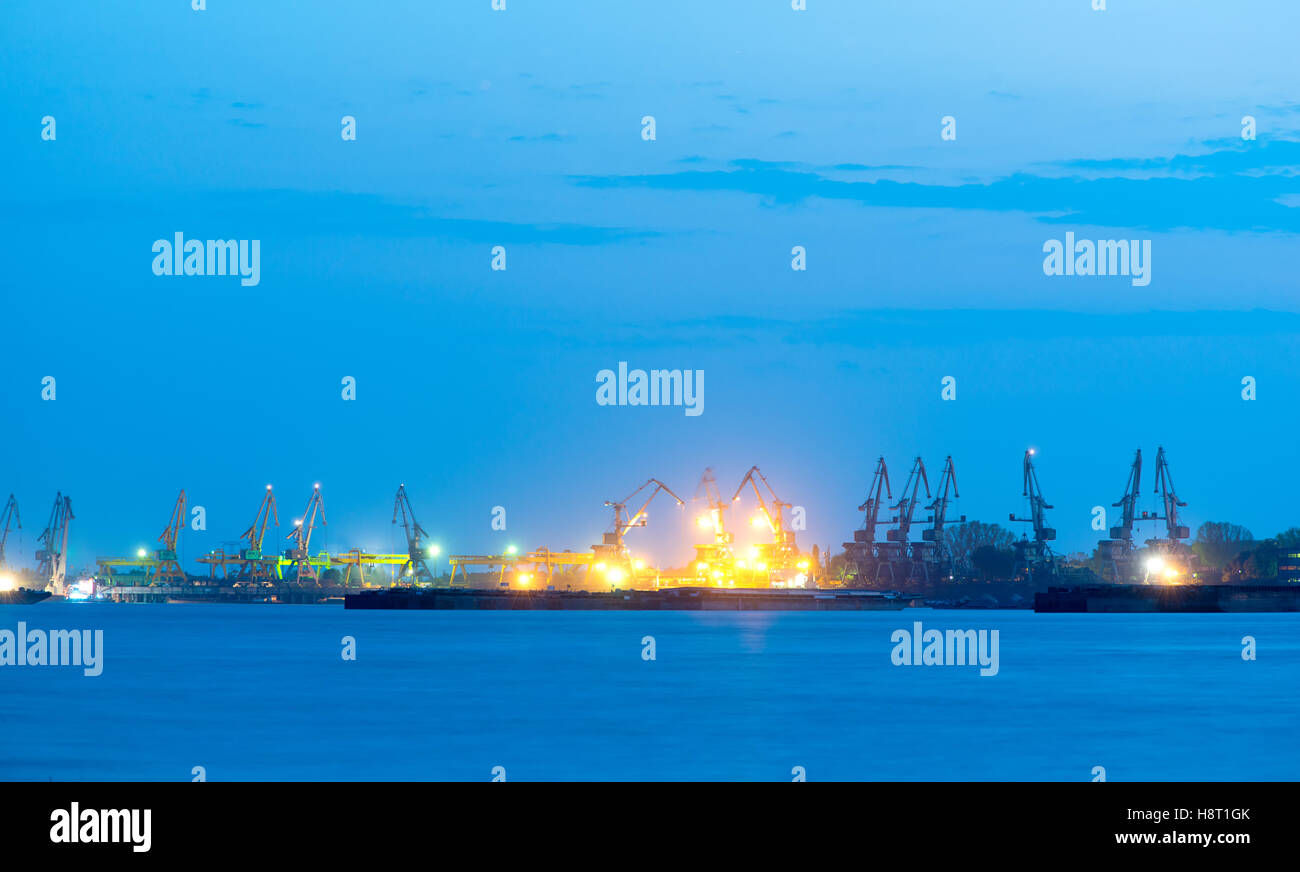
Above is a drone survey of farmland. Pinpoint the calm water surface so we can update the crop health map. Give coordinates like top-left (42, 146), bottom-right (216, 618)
top-left (1, 603), bottom-right (1295, 781)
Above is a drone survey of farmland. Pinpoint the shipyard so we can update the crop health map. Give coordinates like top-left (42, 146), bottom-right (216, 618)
top-left (2, 448), bottom-right (1298, 614)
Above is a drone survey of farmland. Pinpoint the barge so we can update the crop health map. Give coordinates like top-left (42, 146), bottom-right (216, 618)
top-left (1034, 584), bottom-right (1300, 613)
top-left (345, 586), bottom-right (912, 611)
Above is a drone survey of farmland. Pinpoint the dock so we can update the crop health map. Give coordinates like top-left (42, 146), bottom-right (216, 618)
top-left (344, 586), bottom-right (912, 611)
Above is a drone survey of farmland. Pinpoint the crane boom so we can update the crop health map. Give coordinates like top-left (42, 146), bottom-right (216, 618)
top-left (922, 456), bottom-right (959, 542)
top-left (0, 494), bottom-right (19, 569)
top-left (1110, 449), bottom-right (1142, 540)
top-left (694, 468), bottom-right (732, 545)
top-left (856, 458), bottom-right (892, 543)
top-left (242, 485), bottom-right (279, 556)
top-left (731, 466), bottom-right (793, 545)
top-left (154, 490), bottom-right (188, 584)
top-left (886, 458), bottom-right (930, 543)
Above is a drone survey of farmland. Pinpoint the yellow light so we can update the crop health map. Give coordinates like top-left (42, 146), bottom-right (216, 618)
top-left (607, 567), bottom-right (627, 584)
top-left (517, 573), bottom-right (532, 586)
top-left (696, 516), bottom-right (712, 529)
top-left (736, 560), bottom-right (747, 570)
top-left (594, 562), bottom-right (607, 572)
top-left (0, 574), bottom-right (15, 592)
top-left (1145, 556), bottom-right (1165, 574)
top-left (747, 547), bottom-right (759, 561)
top-left (797, 560), bottom-right (809, 570)
top-left (750, 516), bottom-right (765, 529)
top-left (697, 562), bottom-right (709, 572)
top-left (1164, 566), bottom-right (1180, 580)
top-left (711, 569), bottom-right (723, 579)
top-left (756, 562), bottom-right (767, 572)
top-left (632, 559), bottom-right (645, 570)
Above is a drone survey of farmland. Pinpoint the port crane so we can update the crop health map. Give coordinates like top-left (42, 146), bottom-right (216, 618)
top-left (918, 456), bottom-right (962, 581)
top-left (0, 494), bottom-right (19, 570)
top-left (597, 478), bottom-right (684, 565)
top-left (239, 485), bottom-right (279, 582)
top-left (843, 458), bottom-right (891, 584)
top-left (153, 490), bottom-right (188, 585)
top-left (1010, 450), bottom-right (1057, 581)
top-left (877, 458), bottom-right (930, 583)
top-left (393, 484), bottom-right (435, 585)
top-left (1151, 446), bottom-right (1189, 543)
top-left (35, 492), bottom-right (73, 593)
top-left (731, 466), bottom-right (795, 549)
top-left (692, 468), bottom-right (734, 580)
top-left (1099, 449), bottom-right (1143, 582)
top-left (285, 484), bottom-right (327, 583)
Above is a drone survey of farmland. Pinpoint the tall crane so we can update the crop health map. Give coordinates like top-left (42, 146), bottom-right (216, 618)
top-left (1151, 446), bottom-right (1189, 542)
top-left (154, 490), bottom-right (188, 585)
top-left (692, 468), bottom-right (734, 580)
top-left (917, 457), bottom-right (960, 581)
top-left (35, 492), bottom-right (73, 593)
top-left (285, 484), bottom-right (327, 583)
top-left (1099, 449), bottom-right (1143, 583)
top-left (843, 458), bottom-right (890, 584)
top-left (393, 484), bottom-right (434, 585)
top-left (877, 458), bottom-right (930, 583)
top-left (239, 485), bottom-right (279, 582)
top-left (731, 466), bottom-right (795, 549)
top-left (1109, 449), bottom-right (1142, 542)
top-left (599, 478), bottom-right (684, 563)
top-left (1010, 450), bottom-right (1057, 581)
top-left (0, 494), bottom-right (19, 570)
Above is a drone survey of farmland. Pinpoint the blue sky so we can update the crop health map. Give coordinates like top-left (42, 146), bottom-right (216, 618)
top-left (3, 1), bottom-right (1300, 572)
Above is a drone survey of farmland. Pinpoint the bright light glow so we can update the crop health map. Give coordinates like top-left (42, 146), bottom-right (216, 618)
top-left (756, 562), bottom-right (767, 572)
top-left (517, 573), bottom-right (532, 586)
top-left (428, 545), bottom-right (441, 557)
top-left (1163, 566), bottom-right (1180, 580)
top-left (632, 559), bottom-right (645, 570)
top-left (797, 560), bottom-right (809, 570)
top-left (594, 562), bottom-right (607, 572)
top-left (136, 548), bottom-right (147, 558)
top-left (0, 573), bottom-right (16, 592)
top-left (736, 560), bottom-right (747, 570)
top-left (750, 516), bottom-right (766, 529)
top-left (68, 579), bottom-right (94, 600)
top-left (1145, 556), bottom-right (1165, 573)
top-left (505, 545), bottom-right (517, 555)
top-left (747, 546), bottom-right (760, 561)
top-left (696, 516), bottom-right (712, 529)
top-left (607, 567), bottom-right (627, 584)
top-left (696, 561), bottom-right (709, 572)
top-left (711, 569), bottom-right (723, 579)
top-left (791, 573), bottom-right (808, 588)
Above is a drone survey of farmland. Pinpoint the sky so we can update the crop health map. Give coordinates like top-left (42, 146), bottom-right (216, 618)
top-left (2, 0), bottom-right (1300, 574)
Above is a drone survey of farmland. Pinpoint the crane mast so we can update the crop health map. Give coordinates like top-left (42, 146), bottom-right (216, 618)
top-left (36, 492), bottom-right (73, 593)
top-left (154, 490), bottom-right (188, 584)
top-left (239, 485), bottom-right (279, 581)
top-left (393, 484), bottom-right (434, 584)
top-left (1110, 449), bottom-right (1142, 541)
top-left (886, 458), bottom-right (930, 544)
top-left (842, 458), bottom-right (891, 584)
top-left (1152, 446), bottom-right (1189, 542)
top-left (0, 494), bottom-right (19, 569)
top-left (1010, 450), bottom-right (1056, 544)
top-left (285, 484), bottom-right (327, 583)
top-left (694, 468), bottom-right (731, 546)
top-left (922, 456), bottom-right (959, 543)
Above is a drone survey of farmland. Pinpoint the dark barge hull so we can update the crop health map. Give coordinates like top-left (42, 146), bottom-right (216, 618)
top-left (1035, 584), bottom-right (1300, 613)
top-left (0, 588), bottom-right (52, 605)
top-left (345, 586), bottom-right (910, 611)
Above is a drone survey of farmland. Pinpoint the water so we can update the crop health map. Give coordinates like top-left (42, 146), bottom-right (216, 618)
top-left (1, 603), bottom-right (1295, 781)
